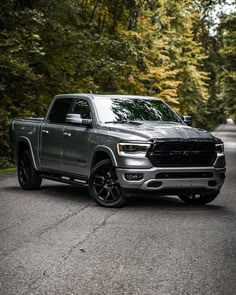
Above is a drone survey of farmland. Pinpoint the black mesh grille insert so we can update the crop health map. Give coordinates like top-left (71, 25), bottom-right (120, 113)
top-left (156, 172), bottom-right (214, 179)
top-left (147, 140), bottom-right (217, 167)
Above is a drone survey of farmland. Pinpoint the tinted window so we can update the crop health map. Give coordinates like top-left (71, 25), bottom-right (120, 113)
top-left (48, 98), bottom-right (72, 124)
top-left (72, 100), bottom-right (91, 119)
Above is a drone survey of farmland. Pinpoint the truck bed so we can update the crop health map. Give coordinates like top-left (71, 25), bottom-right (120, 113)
top-left (15, 117), bottom-right (45, 123)
top-left (10, 117), bottom-right (44, 167)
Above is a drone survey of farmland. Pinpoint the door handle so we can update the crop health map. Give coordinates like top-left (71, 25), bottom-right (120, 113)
top-left (42, 129), bottom-right (49, 134)
top-left (64, 132), bottom-right (71, 137)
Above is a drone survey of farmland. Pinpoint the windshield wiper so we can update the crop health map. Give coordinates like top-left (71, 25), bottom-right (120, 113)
top-left (160, 121), bottom-right (182, 124)
top-left (104, 120), bottom-right (143, 125)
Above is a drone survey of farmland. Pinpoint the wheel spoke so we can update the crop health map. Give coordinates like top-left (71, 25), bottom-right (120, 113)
top-left (94, 174), bottom-right (106, 188)
top-left (110, 190), bottom-right (117, 200)
top-left (19, 163), bottom-right (30, 183)
top-left (104, 191), bottom-right (111, 201)
top-left (90, 161), bottom-right (124, 206)
top-left (94, 175), bottom-right (105, 181)
top-left (114, 184), bottom-right (120, 194)
top-left (97, 185), bottom-right (106, 196)
top-left (101, 168), bottom-right (108, 177)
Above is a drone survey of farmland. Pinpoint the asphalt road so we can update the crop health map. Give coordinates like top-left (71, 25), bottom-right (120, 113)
top-left (0, 124), bottom-right (235, 295)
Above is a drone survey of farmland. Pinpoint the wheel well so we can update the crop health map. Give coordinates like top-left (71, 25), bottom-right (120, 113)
top-left (17, 141), bottom-right (30, 160)
top-left (92, 151), bottom-right (111, 168)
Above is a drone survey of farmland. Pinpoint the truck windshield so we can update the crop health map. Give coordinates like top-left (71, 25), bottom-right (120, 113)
top-left (94, 97), bottom-right (182, 124)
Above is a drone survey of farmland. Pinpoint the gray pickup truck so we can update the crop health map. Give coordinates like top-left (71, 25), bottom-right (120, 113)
top-left (10, 94), bottom-right (226, 207)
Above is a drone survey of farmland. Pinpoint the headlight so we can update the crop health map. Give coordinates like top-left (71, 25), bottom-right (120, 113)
top-left (117, 142), bottom-right (151, 157)
top-left (215, 143), bottom-right (224, 154)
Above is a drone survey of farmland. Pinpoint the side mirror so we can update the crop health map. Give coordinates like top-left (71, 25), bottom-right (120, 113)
top-left (66, 114), bottom-right (92, 127)
top-left (182, 115), bottom-right (192, 126)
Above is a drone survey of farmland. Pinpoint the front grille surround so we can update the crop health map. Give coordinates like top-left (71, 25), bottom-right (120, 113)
top-left (147, 139), bottom-right (217, 167)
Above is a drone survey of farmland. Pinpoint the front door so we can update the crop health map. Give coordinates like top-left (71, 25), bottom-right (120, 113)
top-left (62, 98), bottom-right (92, 177)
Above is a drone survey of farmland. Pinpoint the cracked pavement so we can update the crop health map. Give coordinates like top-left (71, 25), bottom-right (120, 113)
top-left (0, 124), bottom-right (236, 295)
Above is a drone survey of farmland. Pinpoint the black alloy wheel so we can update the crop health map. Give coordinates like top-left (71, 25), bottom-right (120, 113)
top-left (18, 150), bottom-right (42, 190)
top-left (178, 192), bottom-right (219, 205)
top-left (89, 159), bottom-right (126, 208)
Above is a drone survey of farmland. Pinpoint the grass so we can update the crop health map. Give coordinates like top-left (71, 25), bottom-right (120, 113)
top-left (0, 167), bottom-right (16, 175)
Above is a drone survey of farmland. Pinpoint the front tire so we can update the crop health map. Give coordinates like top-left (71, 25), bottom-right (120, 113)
top-left (17, 150), bottom-right (42, 190)
top-left (89, 159), bottom-right (126, 208)
top-left (178, 191), bottom-right (219, 205)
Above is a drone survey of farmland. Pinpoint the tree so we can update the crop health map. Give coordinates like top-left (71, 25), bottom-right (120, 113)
top-left (162, 0), bottom-right (210, 126)
top-left (217, 12), bottom-right (236, 120)
top-left (0, 0), bottom-right (235, 167)
top-left (0, 0), bottom-right (46, 167)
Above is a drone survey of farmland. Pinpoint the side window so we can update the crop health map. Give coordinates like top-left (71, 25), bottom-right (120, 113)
top-left (48, 98), bottom-right (72, 124)
top-left (72, 99), bottom-right (91, 119)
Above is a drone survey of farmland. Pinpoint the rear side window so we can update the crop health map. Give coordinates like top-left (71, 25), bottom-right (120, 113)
top-left (48, 98), bottom-right (72, 124)
top-left (72, 99), bottom-right (91, 119)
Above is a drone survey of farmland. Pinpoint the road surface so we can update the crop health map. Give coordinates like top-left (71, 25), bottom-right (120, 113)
top-left (0, 124), bottom-right (235, 295)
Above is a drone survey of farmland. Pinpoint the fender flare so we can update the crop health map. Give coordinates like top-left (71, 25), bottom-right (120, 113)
top-left (90, 145), bottom-right (118, 170)
top-left (17, 136), bottom-right (39, 170)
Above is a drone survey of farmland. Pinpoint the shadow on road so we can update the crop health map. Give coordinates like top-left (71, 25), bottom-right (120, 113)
top-left (3, 183), bottom-right (231, 214)
top-left (126, 195), bottom-right (228, 212)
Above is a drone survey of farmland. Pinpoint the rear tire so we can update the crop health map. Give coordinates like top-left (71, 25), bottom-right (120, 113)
top-left (89, 159), bottom-right (126, 208)
top-left (17, 150), bottom-right (42, 190)
top-left (178, 191), bottom-right (219, 205)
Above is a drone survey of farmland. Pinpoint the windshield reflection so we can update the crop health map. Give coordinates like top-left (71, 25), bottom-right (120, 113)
top-left (94, 97), bottom-right (182, 124)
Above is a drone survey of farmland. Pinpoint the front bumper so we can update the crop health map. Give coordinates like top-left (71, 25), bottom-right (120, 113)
top-left (116, 166), bottom-right (226, 194)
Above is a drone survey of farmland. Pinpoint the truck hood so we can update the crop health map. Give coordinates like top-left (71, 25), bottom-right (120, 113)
top-left (102, 122), bottom-right (214, 141)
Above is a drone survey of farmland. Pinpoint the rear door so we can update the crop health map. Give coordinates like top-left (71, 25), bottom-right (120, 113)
top-left (62, 98), bottom-right (93, 177)
top-left (40, 97), bottom-right (73, 171)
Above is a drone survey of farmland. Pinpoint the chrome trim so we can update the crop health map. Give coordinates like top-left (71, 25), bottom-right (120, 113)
top-left (141, 178), bottom-right (217, 191)
top-left (213, 153), bottom-right (225, 166)
top-left (100, 145), bottom-right (118, 166)
top-left (215, 143), bottom-right (224, 153)
top-left (122, 172), bottom-right (144, 183)
top-left (63, 132), bottom-right (71, 137)
top-left (117, 142), bottom-right (151, 158)
top-left (116, 166), bottom-right (225, 191)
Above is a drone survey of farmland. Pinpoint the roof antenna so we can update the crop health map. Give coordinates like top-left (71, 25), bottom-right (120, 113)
top-left (89, 90), bottom-right (93, 94)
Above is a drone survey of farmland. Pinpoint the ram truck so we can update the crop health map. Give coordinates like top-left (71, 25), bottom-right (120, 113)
top-left (10, 94), bottom-right (226, 207)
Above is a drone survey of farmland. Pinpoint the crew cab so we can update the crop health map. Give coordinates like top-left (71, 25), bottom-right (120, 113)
top-left (10, 94), bottom-right (226, 207)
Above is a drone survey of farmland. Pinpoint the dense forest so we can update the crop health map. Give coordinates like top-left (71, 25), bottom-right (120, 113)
top-left (0, 0), bottom-right (235, 168)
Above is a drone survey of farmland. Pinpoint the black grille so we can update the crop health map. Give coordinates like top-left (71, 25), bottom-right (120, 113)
top-left (156, 172), bottom-right (214, 179)
top-left (147, 140), bottom-right (217, 167)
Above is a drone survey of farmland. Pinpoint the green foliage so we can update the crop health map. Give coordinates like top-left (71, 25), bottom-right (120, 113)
top-left (162, 0), bottom-right (210, 126)
top-left (0, 0), bottom-right (235, 167)
top-left (0, 1), bottom-right (46, 164)
top-left (218, 12), bottom-right (236, 120)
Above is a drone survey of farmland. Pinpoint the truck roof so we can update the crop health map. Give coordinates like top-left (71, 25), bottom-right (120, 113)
top-left (54, 93), bottom-right (161, 101)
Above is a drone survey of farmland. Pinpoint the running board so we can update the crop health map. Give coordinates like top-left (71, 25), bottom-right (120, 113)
top-left (41, 174), bottom-right (88, 187)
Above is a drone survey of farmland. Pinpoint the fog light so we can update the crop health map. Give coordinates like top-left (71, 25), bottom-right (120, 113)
top-left (124, 173), bottom-right (143, 181)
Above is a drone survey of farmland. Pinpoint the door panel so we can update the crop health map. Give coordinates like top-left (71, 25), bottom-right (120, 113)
top-left (62, 98), bottom-right (93, 177)
top-left (62, 126), bottom-right (91, 176)
top-left (40, 123), bottom-right (64, 171)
